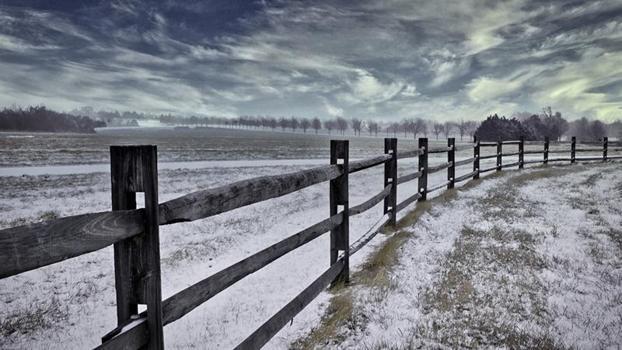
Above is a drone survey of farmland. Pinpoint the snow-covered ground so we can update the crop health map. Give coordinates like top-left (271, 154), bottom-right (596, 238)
top-left (0, 131), bottom-right (617, 349)
top-left (319, 162), bottom-right (622, 349)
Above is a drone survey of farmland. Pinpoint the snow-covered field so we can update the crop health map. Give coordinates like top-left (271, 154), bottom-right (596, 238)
top-left (318, 162), bottom-right (622, 349)
top-left (0, 128), bottom-right (617, 349)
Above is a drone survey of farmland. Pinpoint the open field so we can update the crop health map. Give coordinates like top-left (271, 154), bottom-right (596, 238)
top-left (300, 163), bottom-right (622, 349)
top-left (0, 127), bottom-right (617, 349)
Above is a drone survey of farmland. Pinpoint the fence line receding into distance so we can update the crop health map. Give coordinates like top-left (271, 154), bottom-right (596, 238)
top-left (0, 136), bottom-right (619, 350)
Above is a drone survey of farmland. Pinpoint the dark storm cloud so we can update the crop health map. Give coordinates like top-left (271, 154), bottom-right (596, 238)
top-left (0, 0), bottom-right (621, 120)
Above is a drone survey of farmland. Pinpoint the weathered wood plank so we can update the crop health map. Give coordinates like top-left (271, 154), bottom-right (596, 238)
top-left (427, 181), bottom-right (451, 194)
top-left (158, 164), bottom-right (342, 224)
top-left (396, 192), bottom-right (422, 212)
top-left (418, 138), bottom-right (428, 201)
top-left (479, 142), bottom-right (498, 147)
top-left (454, 144), bottom-right (475, 152)
top-left (574, 148), bottom-right (604, 152)
top-left (455, 171), bottom-right (477, 183)
top-left (234, 259), bottom-right (345, 350)
top-left (480, 166), bottom-right (497, 173)
top-left (397, 149), bottom-right (422, 159)
top-left (546, 157), bottom-right (571, 162)
top-left (384, 138), bottom-right (398, 227)
top-left (427, 146), bottom-right (452, 153)
top-left (349, 154), bottom-right (391, 174)
top-left (447, 138), bottom-right (455, 189)
top-left (523, 150), bottom-right (544, 154)
top-left (0, 209), bottom-right (144, 279)
top-left (500, 161), bottom-right (520, 169)
top-left (501, 140), bottom-right (521, 145)
top-left (350, 185), bottom-right (392, 216)
top-left (349, 214), bottom-right (391, 256)
top-left (502, 152), bottom-right (520, 157)
top-left (161, 213), bottom-right (343, 326)
top-left (478, 154), bottom-right (497, 160)
top-left (396, 170), bottom-right (422, 185)
top-left (427, 161), bottom-right (452, 174)
top-left (97, 317), bottom-right (148, 350)
top-left (453, 157), bottom-right (474, 167)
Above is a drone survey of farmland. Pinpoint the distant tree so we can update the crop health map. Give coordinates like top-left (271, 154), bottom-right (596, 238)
top-left (324, 119), bottom-right (335, 134)
top-left (351, 118), bottom-right (362, 136)
top-left (279, 117), bottom-right (289, 131)
top-left (300, 118), bottom-right (310, 133)
top-left (475, 114), bottom-right (533, 141)
top-left (432, 123), bottom-right (444, 139)
top-left (290, 117), bottom-right (299, 132)
top-left (367, 120), bottom-right (379, 136)
top-left (0, 105), bottom-right (105, 133)
top-left (312, 117), bottom-right (322, 134)
top-left (412, 118), bottom-right (427, 139)
top-left (465, 121), bottom-right (478, 140)
top-left (443, 121), bottom-right (455, 138)
top-left (457, 120), bottom-right (467, 141)
top-left (336, 117), bottom-right (348, 135)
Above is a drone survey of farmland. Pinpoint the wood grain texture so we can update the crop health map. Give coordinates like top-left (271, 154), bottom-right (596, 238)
top-left (349, 154), bottom-right (391, 174)
top-left (158, 164), bottom-right (343, 224)
top-left (397, 149), bottom-right (422, 159)
top-left (427, 161), bottom-right (452, 174)
top-left (161, 213), bottom-right (343, 326)
top-left (397, 170), bottom-right (422, 185)
top-left (0, 209), bottom-right (144, 279)
top-left (453, 157), bottom-right (475, 167)
top-left (447, 138), bottom-right (455, 189)
top-left (97, 318), bottom-right (148, 350)
top-left (384, 138), bottom-right (398, 227)
top-left (234, 259), bottom-right (345, 350)
top-left (396, 192), bottom-right (422, 212)
top-left (418, 138), bottom-right (428, 201)
top-left (427, 146), bottom-right (452, 153)
top-left (350, 184), bottom-right (392, 216)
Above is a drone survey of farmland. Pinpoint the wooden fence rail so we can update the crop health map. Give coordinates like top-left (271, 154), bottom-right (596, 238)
top-left (0, 135), bottom-right (619, 349)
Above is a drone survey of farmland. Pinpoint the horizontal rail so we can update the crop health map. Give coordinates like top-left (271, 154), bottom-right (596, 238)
top-left (235, 258), bottom-right (345, 349)
top-left (427, 146), bottom-right (452, 153)
top-left (350, 185), bottom-right (392, 216)
top-left (575, 157), bottom-right (606, 161)
top-left (523, 159), bottom-right (544, 165)
top-left (607, 155), bottom-right (622, 159)
top-left (397, 170), bottom-right (422, 185)
top-left (502, 152), bottom-right (520, 157)
top-left (97, 317), bottom-right (148, 350)
top-left (349, 214), bottom-right (391, 256)
top-left (547, 157), bottom-right (571, 162)
top-left (524, 141), bottom-right (544, 145)
top-left (575, 148), bottom-right (603, 153)
top-left (502, 140), bottom-right (521, 145)
top-left (0, 209), bottom-right (145, 279)
top-left (547, 149), bottom-right (569, 154)
top-left (453, 157), bottom-right (475, 167)
top-left (160, 213), bottom-right (343, 326)
top-left (479, 142), bottom-right (498, 147)
top-left (500, 161), bottom-right (519, 169)
top-left (396, 192), bottom-right (422, 212)
top-left (480, 166), bottom-right (497, 173)
top-left (397, 149), bottom-right (422, 159)
top-left (159, 164), bottom-right (343, 224)
top-left (478, 154), bottom-right (497, 160)
top-left (523, 150), bottom-right (544, 154)
top-left (609, 147), bottom-right (622, 152)
top-left (454, 144), bottom-right (475, 152)
top-left (454, 171), bottom-right (477, 183)
top-left (427, 161), bottom-right (452, 174)
top-left (349, 154), bottom-right (391, 174)
top-left (426, 181), bottom-right (450, 194)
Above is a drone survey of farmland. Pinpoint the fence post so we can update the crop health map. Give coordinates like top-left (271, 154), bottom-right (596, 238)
top-left (418, 138), bottom-right (428, 201)
top-left (330, 140), bottom-right (349, 284)
top-left (518, 136), bottom-right (524, 169)
top-left (473, 136), bottom-right (480, 180)
top-left (496, 139), bottom-right (502, 171)
top-left (109, 145), bottom-right (164, 350)
top-left (384, 138), bottom-right (398, 226)
top-left (447, 138), bottom-right (455, 189)
top-left (603, 137), bottom-right (608, 162)
top-left (544, 136), bottom-right (549, 165)
top-left (571, 136), bottom-right (576, 164)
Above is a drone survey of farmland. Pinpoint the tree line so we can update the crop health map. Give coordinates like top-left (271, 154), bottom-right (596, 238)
top-left (0, 106), bottom-right (105, 133)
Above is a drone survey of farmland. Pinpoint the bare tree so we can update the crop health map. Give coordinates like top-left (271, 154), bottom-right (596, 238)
top-left (290, 117), bottom-right (299, 132)
top-left (336, 117), bottom-right (348, 135)
top-left (443, 121), bottom-right (455, 138)
top-left (367, 120), bottom-right (379, 136)
top-left (324, 119), bottom-right (335, 135)
top-left (300, 118), bottom-right (310, 133)
top-left (412, 118), bottom-right (427, 139)
top-left (351, 118), bottom-right (362, 136)
top-left (432, 123), bottom-right (445, 139)
top-left (279, 117), bottom-right (289, 131)
top-left (312, 117), bottom-right (322, 134)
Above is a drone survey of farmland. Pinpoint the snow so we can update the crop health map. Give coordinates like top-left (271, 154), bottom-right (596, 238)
top-left (1, 133), bottom-right (619, 349)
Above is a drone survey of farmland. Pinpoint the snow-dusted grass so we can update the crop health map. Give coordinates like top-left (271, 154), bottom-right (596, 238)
top-left (300, 162), bottom-right (622, 349)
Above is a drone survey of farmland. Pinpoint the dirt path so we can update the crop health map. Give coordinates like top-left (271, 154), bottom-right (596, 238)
top-left (295, 163), bottom-right (622, 349)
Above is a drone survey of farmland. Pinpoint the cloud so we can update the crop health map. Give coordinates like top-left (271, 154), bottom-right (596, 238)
top-left (0, 0), bottom-right (620, 121)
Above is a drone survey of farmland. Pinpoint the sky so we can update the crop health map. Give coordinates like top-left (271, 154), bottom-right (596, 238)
top-left (0, 0), bottom-right (621, 122)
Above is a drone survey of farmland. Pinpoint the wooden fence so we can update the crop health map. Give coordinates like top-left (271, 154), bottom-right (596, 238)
top-left (0, 136), bottom-right (620, 349)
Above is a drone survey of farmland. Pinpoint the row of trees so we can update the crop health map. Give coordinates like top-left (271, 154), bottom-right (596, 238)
top-left (0, 106), bottom-right (105, 133)
top-left (474, 108), bottom-right (609, 141)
